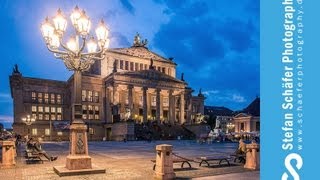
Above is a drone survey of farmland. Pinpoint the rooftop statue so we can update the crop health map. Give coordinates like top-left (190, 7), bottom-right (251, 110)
top-left (133, 33), bottom-right (148, 47)
top-left (12, 64), bottom-right (21, 74)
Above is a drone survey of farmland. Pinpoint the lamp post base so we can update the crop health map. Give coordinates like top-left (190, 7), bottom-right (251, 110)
top-left (53, 122), bottom-right (106, 176)
top-left (66, 155), bottom-right (92, 170)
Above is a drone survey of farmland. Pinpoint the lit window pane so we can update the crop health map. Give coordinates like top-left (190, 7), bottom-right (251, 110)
top-left (44, 93), bottom-right (49, 103)
top-left (50, 94), bottom-right (55, 104)
top-left (45, 106), bottom-right (50, 113)
top-left (45, 129), bottom-right (50, 136)
top-left (38, 106), bottom-right (43, 112)
top-left (51, 107), bottom-right (56, 113)
top-left (32, 106), bottom-right (37, 112)
top-left (32, 128), bottom-right (37, 135)
top-left (82, 90), bottom-right (87, 101)
top-left (51, 114), bottom-right (56, 120)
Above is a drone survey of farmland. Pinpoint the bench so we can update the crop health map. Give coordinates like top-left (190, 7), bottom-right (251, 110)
top-left (151, 153), bottom-right (193, 170)
top-left (25, 148), bottom-right (43, 164)
top-left (197, 156), bottom-right (231, 167)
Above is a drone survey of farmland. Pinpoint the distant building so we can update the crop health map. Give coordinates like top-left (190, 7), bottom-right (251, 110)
top-left (204, 106), bottom-right (234, 133)
top-left (233, 97), bottom-right (260, 135)
top-left (9, 33), bottom-right (205, 141)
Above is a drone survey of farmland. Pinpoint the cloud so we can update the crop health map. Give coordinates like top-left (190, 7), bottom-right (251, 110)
top-left (153, 0), bottom-right (259, 110)
top-left (120, 0), bottom-right (135, 15)
top-left (0, 115), bottom-right (13, 123)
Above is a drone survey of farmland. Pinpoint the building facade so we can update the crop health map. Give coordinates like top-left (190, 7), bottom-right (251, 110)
top-left (10, 34), bottom-right (205, 141)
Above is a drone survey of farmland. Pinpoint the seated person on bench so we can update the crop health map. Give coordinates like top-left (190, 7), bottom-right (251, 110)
top-left (27, 138), bottom-right (58, 161)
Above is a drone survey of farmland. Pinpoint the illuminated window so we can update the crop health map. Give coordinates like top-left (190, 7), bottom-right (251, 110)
top-left (50, 94), bottom-right (55, 104)
top-left (44, 93), bottom-right (49, 103)
top-left (94, 92), bottom-right (99, 103)
top-left (51, 114), bottom-right (56, 120)
top-left (51, 107), bottom-right (56, 113)
top-left (32, 128), bottom-right (37, 135)
top-left (89, 114), bottom-right (93, 120)
top-left (82, 114), bottom-right (87, 119)
top-left (163, 97), bottom-right (169, 107)
top-left (88, 91), bottom-right (93, 102)
top-left (38, 113), bottom-right (43, 120)
top-left (88, 105), bottom-right (93, 111)
top-left (32, 92), bottom-right (36, 101)
top-left (45, 114), bottom-right (49, 120)
top-left (94, 106), bottom-right (99, 112)
top-left (32, 113), bottom-right (37, 120)
top-left (151, 96), bottom-right (156, 106)
top-left (45, 129), bottom-right (50, 136)
top-left (45, 106), bottom-right (50, 113)
top-left (94, 114), bottom-right (99, 120)
top-left (57, 94), bottom-right (62, 104)
top-left (38, 93), bottom-right (43, 103)
top-left (57, 114), bottom-right (62, 120)
top-left (32, 106), bottom-right (37, 112)
top-left (82, 90), bottom-right (87, 102)
top-left (38, 106), bottom-right (43, 112)
top-left (57, 107), bottom-right (62, 113)
top-left (57, 131), bottom-right (63, 136)
top-left (89, 128), bottom-right (94, 135)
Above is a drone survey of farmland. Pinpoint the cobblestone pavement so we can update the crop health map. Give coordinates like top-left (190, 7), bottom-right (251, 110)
top-left (0, 140), bottom-right (259, 180)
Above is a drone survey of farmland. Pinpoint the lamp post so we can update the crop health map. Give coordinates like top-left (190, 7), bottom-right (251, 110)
top-left (22, 115), bottom-right (35, 140)
top-left (40, 6), bottom-right (109, 172)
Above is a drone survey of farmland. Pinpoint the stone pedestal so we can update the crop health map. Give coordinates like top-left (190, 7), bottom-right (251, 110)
top-left (0, 141), bottom-right (16, 168)
top-left (66, 123), bottom-right (91, 170)
top-left (154, 144), bottom-right (175, 180)
top-left (244, 142), bottom-right (260, 170)
top-left (54, 123), bottom-right (105, 176)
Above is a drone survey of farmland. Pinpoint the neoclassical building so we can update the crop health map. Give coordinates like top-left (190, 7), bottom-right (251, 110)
top-left (10, 34), bottom-right (205, 141)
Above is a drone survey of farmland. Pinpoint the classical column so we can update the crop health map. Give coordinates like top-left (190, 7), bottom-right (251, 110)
top-left (156, 89), bottom-right (161, 123)
top-left (128, 85), bottom-right (134, 119)
top-left (168, 90), bottom-right (174, 124)
top-left (180, 92), bottom-right (185, 124)
top-left (143, 87), bottom-right (148, 123)
top-left (113, 84), bottom-right (119, 105)
top-left (105, 87), bottom-right (112, 123)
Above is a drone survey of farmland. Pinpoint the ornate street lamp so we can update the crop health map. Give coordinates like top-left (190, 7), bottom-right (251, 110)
top-left (40, 6), bottom-right (109, 172)
top-left (22, 115), bottom-right (35, 139)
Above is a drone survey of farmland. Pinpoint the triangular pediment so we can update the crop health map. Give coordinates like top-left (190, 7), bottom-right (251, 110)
top-left (108, 47), bottom-right (174, 63)
top-left (234, 113), bottom-right (250, 118)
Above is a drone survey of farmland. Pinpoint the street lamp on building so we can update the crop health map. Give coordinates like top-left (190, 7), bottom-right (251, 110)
top-left (22, 115), bottom-right (35, 139)
top-left (40, 6), bottom-right (109, 172)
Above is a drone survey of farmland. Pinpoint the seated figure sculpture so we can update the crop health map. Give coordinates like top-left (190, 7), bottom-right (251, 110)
top-left (27, 138), bottom-right (58, 161)
top-left (235, 139), bottom-right (247, 155)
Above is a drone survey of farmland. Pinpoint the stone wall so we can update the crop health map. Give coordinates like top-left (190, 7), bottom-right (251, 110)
top-left (111, 121), bottom-right (135, 141)
top-left (184, 124), bottom-right (211, 138)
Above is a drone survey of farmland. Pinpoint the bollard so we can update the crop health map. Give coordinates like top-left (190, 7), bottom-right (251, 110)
top-left (154, 144), bottom-right (175, 180)
top-left (0, 141), bottom-right (16, 168)
top-left (244, 141), bottom-right (260, 170)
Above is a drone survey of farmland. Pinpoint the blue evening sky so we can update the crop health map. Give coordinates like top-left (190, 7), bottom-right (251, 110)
top-left (0, 0), bottom-right (259, 128)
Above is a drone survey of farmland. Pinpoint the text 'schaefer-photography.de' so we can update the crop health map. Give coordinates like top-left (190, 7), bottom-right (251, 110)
top-left (0, 0), bottom-right (318, 179)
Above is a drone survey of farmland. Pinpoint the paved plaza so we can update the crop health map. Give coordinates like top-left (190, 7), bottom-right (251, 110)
top-left (0, 140), bottom-right (259, 179)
